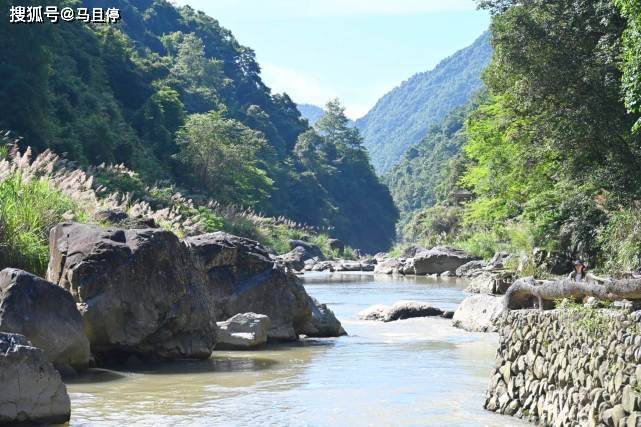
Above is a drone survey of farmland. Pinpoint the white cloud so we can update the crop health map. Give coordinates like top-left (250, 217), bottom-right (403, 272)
top-left (261, 63), bottom-right (337, 108)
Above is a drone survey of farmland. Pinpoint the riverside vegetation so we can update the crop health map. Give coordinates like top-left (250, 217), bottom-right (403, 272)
top-left (386, 0), bottom-right (641, 276)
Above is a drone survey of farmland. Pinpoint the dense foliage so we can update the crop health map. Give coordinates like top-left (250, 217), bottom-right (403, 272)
top-left (356, 32), bottom-right (491, 173)
top-left (0, 0), bottom-right (397, 252)
top-left (384, 101), bottom-right (478, 230)
top-left (400, 0), bottom-right (641, 273)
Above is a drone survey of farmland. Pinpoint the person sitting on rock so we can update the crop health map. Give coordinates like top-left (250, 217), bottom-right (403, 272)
top-left (568, 260), bottom-right (607, 283)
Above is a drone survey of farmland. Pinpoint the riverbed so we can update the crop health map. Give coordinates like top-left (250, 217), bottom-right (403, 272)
top-left (66, 273), bottom-right (526, 426)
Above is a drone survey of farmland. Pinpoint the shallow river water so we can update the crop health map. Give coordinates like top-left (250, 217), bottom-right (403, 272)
top-left (66, 273), bottom-right (527, 426)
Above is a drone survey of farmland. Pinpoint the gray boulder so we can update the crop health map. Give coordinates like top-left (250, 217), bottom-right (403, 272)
top-left (216, 313), bottom-right (270, 350)
top-left (357, 304), bottom-right (389, 321)
top-left (186, 232), bottom-right (314, 341)
top-left (0, 333), bottom-right (70, 425)
top-left (288, 239), bottom-right (323, 260)
top-left (402, 245), bottom-right (427, 258)
top-left (47, 222), bottom-right (216, 361)
top-left (452, 294), bottom-right (505, 332)
top-left (275, 246), bottom-right (307, 272)
top-left (464, 271), bottom-right (513, 295)
top-left (0, 268), bottom-right (90, 370)
top-left (374, 258), bottom-right (403, 275)
top-left (358, 301), bottom-right (444, 322)
top-left (335, 261), bottom-right (375, 272)
top-left (455, 260), bottom-right (488, 277)
top-left (302, 297), bottom-right (346, 337)
top-left (405, 247), bottom-right (479, 275)
top-left (311, 261), bottom-right (335, 272)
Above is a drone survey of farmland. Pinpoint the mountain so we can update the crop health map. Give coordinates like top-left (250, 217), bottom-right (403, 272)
top-left (356, 31), bottom-right (492, 173)
top-left (0, 0), bottom-right (397, 252)
top-left (297, 104), bottom-right (325, 126)
top-left (384, 100), bottom-right (477, 223)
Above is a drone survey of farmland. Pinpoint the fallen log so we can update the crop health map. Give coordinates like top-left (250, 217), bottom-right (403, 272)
top-left (505, 277), bottom-right (641, 310)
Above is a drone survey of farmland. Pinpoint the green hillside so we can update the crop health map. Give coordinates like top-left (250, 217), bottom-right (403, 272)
top-left (0, 0), bottom-right (397, 252)
top-left (356, 32), bottom-right (491, 173)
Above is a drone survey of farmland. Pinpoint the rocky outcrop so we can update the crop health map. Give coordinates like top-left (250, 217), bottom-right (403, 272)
top-left (185, 232), bottom-right (314, 341)
top-left (275, 246), bottom-right (307, 272)
top-left (0, 333), bottom-right (70, 425)
top-left (216, 313), bottom-right (270, 350)
top-left (374, 258), bottom-right (403, 275)
top-left (0, 268), bottom-right (90, 370)
top-left (465, 271), bottom-right (513, 295)
top-left (456, 260), bottom-right (488, 277)
top-left (452, 294), bottom-right (504, 332)
top-left (485, 309), bottom-right (641, 426)
top-left (46, 222), bottom-right (216, 361)
top-left (358, 301), bottom-right (444, 322)
top-left (402, 247), bottom-right (479, 275)
top-left (302, 297), bottom-right (346, 337)
top-left (288, 239), bottom-right (323, 260)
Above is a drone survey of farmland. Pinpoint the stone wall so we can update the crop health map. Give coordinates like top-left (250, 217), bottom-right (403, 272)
top-left (485, 308), bottom-right (641, 426)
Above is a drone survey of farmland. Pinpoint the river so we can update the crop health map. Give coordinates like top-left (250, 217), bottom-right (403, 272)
top-left (66, 273), bottom-right (526, 426)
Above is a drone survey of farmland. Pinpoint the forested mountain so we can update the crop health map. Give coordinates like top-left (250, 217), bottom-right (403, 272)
top-left (297, 104), bottom-right (325, 126)
top-left (356, 32), bottom-right (491, 173)
top-left (403, 0), bottom-right (641, 273)
top-left (384, 100), bottom-right (478, 224)
top-left (0, 0), bottom-right (397, 252)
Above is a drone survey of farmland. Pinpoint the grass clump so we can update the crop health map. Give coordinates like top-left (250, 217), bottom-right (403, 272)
top-left (0, 172), bottom-right (88, 275)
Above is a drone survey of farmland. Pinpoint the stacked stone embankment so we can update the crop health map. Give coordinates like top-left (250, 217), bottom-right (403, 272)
top-left (485, 308), bottom-right (641, 426)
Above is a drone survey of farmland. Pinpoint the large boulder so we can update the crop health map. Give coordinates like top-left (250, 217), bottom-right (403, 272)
top-left (404, 247), bottom-right (479, 275)
top-left (302, 297), bottom-right (346, 337)
top-left (288, 239), bottom-right (323, 260)
top-left (46, 222), bottom-right (216, 361)
top-left (374, 258), bottom-right (403, 275)
top-left (0, 333), bottom-right (70, 425)
top-left (0, 268), bottom-right (90, 370)
top-left (186, 232), bottom-right (314, 341)
top-left (358, 301), bottom-right (444, 322)
top-left (452, 294), bottom-right (505, 332)
top-left (464, 271), bottom-right (513, 295)
top-left (455, 260), bottom-right (488, 277)
top-left (216, 313), bottom-right (270, 350)
top-left (275, 246), bottom-right (307, 272)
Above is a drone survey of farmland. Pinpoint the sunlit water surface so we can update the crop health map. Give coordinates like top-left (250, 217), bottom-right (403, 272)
top-left (67, 273), bottom-right (527, 426)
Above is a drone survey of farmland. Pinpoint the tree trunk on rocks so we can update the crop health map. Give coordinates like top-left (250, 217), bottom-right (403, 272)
top-left (505, 277), bottom-right (641, 310)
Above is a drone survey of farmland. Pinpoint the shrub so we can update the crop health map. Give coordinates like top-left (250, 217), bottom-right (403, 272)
top-left (598, 207), bottom-right (641, 273)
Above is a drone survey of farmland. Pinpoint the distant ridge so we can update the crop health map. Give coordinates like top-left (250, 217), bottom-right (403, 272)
top-left (356, 31), bottom-right (492, 173)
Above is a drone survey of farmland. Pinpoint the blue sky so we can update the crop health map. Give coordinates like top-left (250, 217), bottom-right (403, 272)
top-left (174, 0), bottom-right (490, 119)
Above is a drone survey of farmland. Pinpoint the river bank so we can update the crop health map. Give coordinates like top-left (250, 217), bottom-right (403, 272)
top-left (65, 273), bottom-right (526, 426)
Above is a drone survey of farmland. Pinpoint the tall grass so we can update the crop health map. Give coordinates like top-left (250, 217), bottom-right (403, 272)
top-left (0, 133), bottom-right (342, 275)
top-left (0, 172), bottom-right (87, 275)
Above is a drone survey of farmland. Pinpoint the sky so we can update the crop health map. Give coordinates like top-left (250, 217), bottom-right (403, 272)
top-left (174, 0), bottom-right (490, 119)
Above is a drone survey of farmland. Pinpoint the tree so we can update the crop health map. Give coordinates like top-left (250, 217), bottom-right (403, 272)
top-left (175, 111), bottom-right (272, 207)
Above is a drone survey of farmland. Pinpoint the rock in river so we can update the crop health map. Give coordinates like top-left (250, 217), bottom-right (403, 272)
top-left (275, 246), bottom-right (307, 272)
top-left (403, 247), bottom-right (479, 275)
top-left (0, 333), bottom-right (70, 425)
top-left (47, 222), bottom-right (216, 361)
top-left (186, 232), bottom-right (314, 341)
top-left (359, 301), bottom-right (444, 322)
top-left (0, 268), bottom-right (90, 370)
top-left (302, 297), bottom-right (347, 337)
top-left (216, 313), bottom-right (270, 350)
top-left (452, 294), bottom-right (505, 332)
